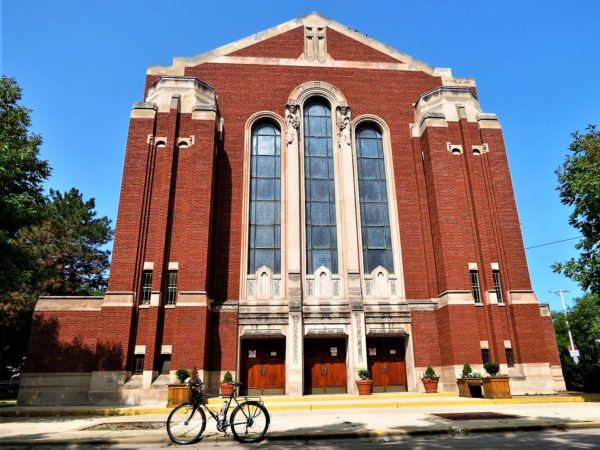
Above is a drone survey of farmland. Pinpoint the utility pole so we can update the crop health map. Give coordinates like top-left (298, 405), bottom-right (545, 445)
top-left (550, 290), bottom-right (579, 364)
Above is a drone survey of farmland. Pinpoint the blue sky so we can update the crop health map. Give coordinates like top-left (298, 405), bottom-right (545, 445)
top-left (2, 1), bottom-right (598, 311)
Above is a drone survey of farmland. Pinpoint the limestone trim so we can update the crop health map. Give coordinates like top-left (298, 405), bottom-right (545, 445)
top-left (436, 291), bottom-right (475, 308)
top-left (131, 102), bottom-right (157, 119)
top-left (101, 292), bottom-right (135, 307)
top-left (35, 296), bottom-right (103, 312)
top-left (239, 111), bottom-right (286, 302)
top-left (177, 291), bottom-right (211, 307)
top-left (147, 13), bottom-right (445, 77)
top-left (351, 115), bottom-right (407, 301)
top-left (412, 87), bottom-right (502, 137)
top-left (145, 76), bottom-right (216, 114)
top-left (509, 290), bottom-right (539, 305)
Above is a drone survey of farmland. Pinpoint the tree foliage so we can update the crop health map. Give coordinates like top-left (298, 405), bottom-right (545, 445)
top-left (553, 125), bottom-right (600, 293)
top-left (0, 76), bottom-right (51, 293)
top-left (18, 188), bottom-right (113, 296)
top-left (0, 77), bottom-right (113, 367)
top-left (552, 293), bottom-right (600, 392)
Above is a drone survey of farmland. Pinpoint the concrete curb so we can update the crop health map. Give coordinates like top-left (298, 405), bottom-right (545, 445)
top-left (2, 421), bottom-right (600, 446)
top-left (2, 395), bottom-right (599, 417)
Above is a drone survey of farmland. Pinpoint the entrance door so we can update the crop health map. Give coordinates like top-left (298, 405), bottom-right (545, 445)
top-left (366, 337), bottom-right (407, 392)
top-left (240, 339), bottom-right (285, 395)
top-left (304, 338), bottom-right (347, 394)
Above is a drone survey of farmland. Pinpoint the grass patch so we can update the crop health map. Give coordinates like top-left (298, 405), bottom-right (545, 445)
top-left (0, 400), bottom-right (17, 408)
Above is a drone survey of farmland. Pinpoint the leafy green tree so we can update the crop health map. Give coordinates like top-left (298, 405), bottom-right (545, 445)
top-left (19, 188), bottom-right (113, 296)
top-left (553, 125), bottom-right (600, 293)
top-left (552, 293), bottom-right (600, 392)
top-left (553, 293), bottom-right (600, 352)
top-left (0, 76), bottom-right (51, 293)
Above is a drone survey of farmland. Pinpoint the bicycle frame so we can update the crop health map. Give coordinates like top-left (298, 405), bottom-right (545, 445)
top-left (195, 385), bottom-right (264, 433)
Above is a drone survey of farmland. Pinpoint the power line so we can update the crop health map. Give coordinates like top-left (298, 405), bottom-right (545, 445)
top-left (525, 236), bottom-right (581, 250)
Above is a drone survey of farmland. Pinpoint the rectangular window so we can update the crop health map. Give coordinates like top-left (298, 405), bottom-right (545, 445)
top-left (493, 269), bottom-right (504, 303)
top-left (140, 270), bottom-right (153, 305)
top-left (470, 270), bottom-right (481, 303)
top-left (505, 348), bottom-right (514, 367)
top-left (481, 348), bottom-right (490, 364)
top-left (133, 354), bottom-right (145, 374)
top-left (159, 354), bottom-right (171, 374)
top-left (166, 270), bottom-right (178, 305)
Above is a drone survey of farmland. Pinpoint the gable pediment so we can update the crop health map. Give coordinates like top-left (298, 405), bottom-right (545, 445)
top-left (148, 12), bottom-right (451, 77)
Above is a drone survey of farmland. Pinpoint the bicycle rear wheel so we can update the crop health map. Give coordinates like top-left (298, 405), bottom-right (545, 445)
top-left (230, 400), bottom-right (270, 443)
top-left (166, 402), bottom-right (206, 445)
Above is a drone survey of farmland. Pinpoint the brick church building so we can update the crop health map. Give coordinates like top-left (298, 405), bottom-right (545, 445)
top-left (20, 13), bottom-right (565, 405)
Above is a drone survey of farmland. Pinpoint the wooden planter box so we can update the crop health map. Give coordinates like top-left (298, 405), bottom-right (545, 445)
top-left (482, 376), bottom-right (511, 399)
top-left (456, 378), bottom-right (483, 398)
top-left (167, 384), bottom-right (191, 406)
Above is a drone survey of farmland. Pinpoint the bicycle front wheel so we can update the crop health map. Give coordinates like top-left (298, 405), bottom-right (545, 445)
top-left (166, 402), bottom-right (206, 445)
top-left (230, 401), bottom-right (270, 443)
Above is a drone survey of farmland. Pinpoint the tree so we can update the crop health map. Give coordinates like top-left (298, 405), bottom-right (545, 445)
top-left (19, 188), bottom-right (113, 296)
top-left (0, 76), bottom-right (51, 293)
top-left (553, 125), bottom-right (600, 293)
top-left (552, 293), bottom-right (600, 392)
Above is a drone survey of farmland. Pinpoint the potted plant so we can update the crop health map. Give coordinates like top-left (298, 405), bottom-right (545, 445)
top-left (168, 368), bottom-right (191, 406)
top-left (420, 367), bottom-right (439, 393)
top-left (482, 362), bottom-right (511, 399)
top-left (356, 369), bottom-right (373, 395)
top-left (456, 363), bottom-right (483, 398)
top-left (220, 371), bottom-right (235, 396)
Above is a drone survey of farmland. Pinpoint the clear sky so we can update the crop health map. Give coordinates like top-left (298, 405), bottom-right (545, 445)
top-left (2, 1), bottom-right (598, 311)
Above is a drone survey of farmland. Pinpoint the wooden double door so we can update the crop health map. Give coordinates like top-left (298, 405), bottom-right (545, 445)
top-left (366, 337), bottom-right (407, 392)
top-left (304, 338), bottom-right (347, 394)
top-left (240, 339), bottom-right (285, 395)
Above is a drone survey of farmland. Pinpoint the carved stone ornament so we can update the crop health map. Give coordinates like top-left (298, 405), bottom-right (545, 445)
top-left (238, 313), bottom-right (288, 325)
top-left (304, 312), bottom-right (350, 324)
top-left (365, 311), bottom-right (411, 324)
top-left (354, 312), bottom-right (364, 363)
top-left (291, 313), bottom-right (300, 364)
top-left (336, 105), bottom-right (352, 151)
top-left (285, 103), bottom-right (300, 145)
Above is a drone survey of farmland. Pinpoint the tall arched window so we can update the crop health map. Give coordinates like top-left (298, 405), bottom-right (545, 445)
top-left (248, 122), bottom-right (281, 274)
top-left (304, 98), bottom-right (338, 274)
top-left (356, 124), bottom-right (394, 273)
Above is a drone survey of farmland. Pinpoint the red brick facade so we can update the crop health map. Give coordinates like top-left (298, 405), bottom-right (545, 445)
top-left (23, 14), bottom-right (563, 404)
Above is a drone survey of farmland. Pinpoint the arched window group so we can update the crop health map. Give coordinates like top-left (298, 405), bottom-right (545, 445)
top-left (247, 99), bottom-right (395, 278)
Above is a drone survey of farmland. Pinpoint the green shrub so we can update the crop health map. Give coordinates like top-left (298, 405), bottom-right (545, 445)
top-left (461, 363), bottom-right (472, 378)
top-left (175, 369), bottom-right (190, 383)
top-left (357, 369), bottom-right (370, 380)
top-left (423, 367), bottom-right (438, 379)
top-left (483, 362), bottom-right (500, 377)
top-left (222, 371), bottom-right (233, 383)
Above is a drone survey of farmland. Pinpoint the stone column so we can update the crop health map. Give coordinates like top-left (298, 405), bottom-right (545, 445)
top-left (336, 106), bottom-right (362, 299)
top-left (349, 307), bottom-right (367, 394)
top-left (284, 103), bottom-right (304, 395)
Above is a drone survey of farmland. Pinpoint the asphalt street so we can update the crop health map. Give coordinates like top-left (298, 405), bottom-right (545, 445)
top-left (2, 428), bottom-right (600, 449)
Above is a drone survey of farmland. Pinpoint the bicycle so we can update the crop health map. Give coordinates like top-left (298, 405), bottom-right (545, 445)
top-left (166, 380), bottom-right (270, 445)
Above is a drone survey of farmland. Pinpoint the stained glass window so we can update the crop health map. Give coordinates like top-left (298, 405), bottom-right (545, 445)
top-left (356, 125), bottom-right (394, 273)
top-left (248, 122), bottom-right (281, 274)
top-left (304, 99), bottom-right (338, 273)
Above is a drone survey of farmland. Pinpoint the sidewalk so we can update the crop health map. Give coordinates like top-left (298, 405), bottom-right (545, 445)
top-left (1, 395), bottom-right (600, 445)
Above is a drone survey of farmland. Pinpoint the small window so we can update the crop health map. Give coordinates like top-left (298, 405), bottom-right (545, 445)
top-left (493, 269), bottom-right (503, 303)
top-left (470, 270), bottom-right (481, 303)
top-left (451, 148), bottom-right (462, 155)
top-left (166, 270), bottom-right (178, 305)
top-left (159, 354), bottom-right (171, 374)
top-left (133, 354), bottom-right (145, 374)
top-left (481, 348), bottom-right (490, 364)
top-left (472, 148), bottom-right (481, 156)
top-left (505, 348), bottom-right (514, 367)
top-left (140, 270), bottom-right (153, 305)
